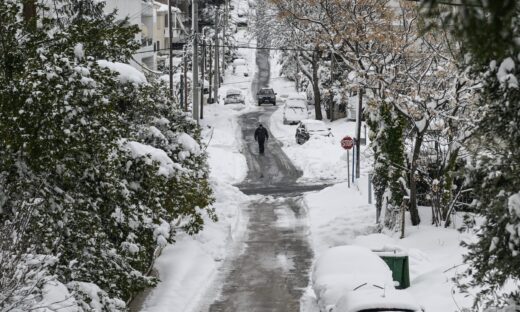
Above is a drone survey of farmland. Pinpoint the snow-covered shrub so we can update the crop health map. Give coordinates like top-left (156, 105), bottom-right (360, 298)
top-left (458, 55), bottom-right (520, 309)
top-left (0, 1), bottom-right (214, 310)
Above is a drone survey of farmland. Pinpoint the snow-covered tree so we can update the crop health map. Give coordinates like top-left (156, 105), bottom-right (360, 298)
top-left (419, 0), bottom-right (520, 308)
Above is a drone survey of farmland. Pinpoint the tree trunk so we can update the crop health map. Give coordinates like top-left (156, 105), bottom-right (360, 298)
top-left (441, 147), bottom-right (460, 220)
top-left (355, 88), bottom-right (363, 178)
top-left (23, 0), bottom-right (37, 30)
top-left (312, 51), bottom-right (323, 120)
top-left (409, 131), bottom-right (423, 226)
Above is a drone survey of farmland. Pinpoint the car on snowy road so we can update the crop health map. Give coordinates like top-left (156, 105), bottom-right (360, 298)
top-left (283, 99), bottom-right (309, 125)
top-left (224, 89), bottom-right (245, 105)
top-left (295, 119), bottom-right (332, 144)
top-left (312, 246), bottom-right (423, 312)
top-left (256, 88), bottom-right (277, 105)
top-left (232, 59), bottom-right (249, 77)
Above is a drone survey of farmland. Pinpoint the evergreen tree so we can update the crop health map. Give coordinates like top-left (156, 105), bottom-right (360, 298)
top-left (0, 1), bottom-right (214, 310)
top-left (366, 101), bottom-right (407, 229)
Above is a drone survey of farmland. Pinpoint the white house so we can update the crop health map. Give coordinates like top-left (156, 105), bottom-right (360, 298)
top-left (103, 0), bottom-right (158, 70)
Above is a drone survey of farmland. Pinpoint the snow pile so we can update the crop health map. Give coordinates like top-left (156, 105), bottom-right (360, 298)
top-left (304, 179), bottom-right (377, 253)
top-left (202, 100), bottom-right (248, 184)
top-left (97, 60), bottom-right (147, 84)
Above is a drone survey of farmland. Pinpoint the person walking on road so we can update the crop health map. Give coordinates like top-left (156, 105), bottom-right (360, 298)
top-left (254, 123), bottom-right (269, 155)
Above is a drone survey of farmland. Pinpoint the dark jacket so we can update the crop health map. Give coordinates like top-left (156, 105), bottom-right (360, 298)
top-left (254, 126), bottom-right (269, 142)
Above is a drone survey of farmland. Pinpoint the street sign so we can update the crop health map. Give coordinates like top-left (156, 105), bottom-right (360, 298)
top-left (341, 136), bottom-right (354, 150)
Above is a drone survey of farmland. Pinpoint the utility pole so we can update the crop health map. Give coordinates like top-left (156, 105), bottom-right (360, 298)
top-left (192, 0), bottom-right (199, 123)
top-left (330, 51), bottom-right (335, 122)
top-left (222, 2), bottom-right (227, 75)
top-left (208, 41), bottom-right (213, 104)
top-left (168, 0), bottom-right (174, 98)
top-left (295, 54), bottom-right (300, 92)
top-left (355, 88), bottom-right (363, 178)
top-left (201, 35), bottom-right (206, 119)
top-left (183, 46), bottom-right (188, 112)
top-left (214, 11), bottom-right (220, 103)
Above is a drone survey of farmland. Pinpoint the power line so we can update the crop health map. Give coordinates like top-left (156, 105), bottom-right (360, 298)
top-left (404, 0), bottom-right (482, 7)
top-left (134, 42), bottom-right (447, 56)
top-left (133, 43), bottom-right (318, 55)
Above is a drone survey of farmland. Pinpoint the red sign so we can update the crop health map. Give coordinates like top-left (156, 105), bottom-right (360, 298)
top-left (341, 136), bottom-right (354, 150)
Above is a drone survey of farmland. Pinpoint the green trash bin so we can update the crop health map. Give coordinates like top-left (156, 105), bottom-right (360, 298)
top-left (377, 252), bottom-right (410, 289)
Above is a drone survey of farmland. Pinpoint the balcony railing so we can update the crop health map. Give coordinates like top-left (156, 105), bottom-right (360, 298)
top-left (141, 37), bottom-right (153, 47)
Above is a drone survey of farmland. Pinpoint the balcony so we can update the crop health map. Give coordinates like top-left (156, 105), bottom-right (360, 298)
top-left (141, 37), bottom-right (153, 47)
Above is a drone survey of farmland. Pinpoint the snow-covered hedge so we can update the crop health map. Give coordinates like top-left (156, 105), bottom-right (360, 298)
top-left (0, 1), bottom-right (214, 310)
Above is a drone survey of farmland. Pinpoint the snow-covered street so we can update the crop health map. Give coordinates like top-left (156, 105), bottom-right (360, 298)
top-left (135, 3), bottom-right (474, 310)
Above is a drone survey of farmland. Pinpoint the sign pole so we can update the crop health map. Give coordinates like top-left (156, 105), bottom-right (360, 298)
top-left (352, 144), bottom-right (356, 183)
top-left (341, 135), bottom-right (354, 189)
top-left (347, 150), bottom-right (350, 188)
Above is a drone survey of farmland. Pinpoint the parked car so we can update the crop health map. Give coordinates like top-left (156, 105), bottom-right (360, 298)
top-left (224, 89), bottom-right (245, 105)
top-left (313, 245), bottom-right (423, 312)
top-left (257, 88), bottom-right (276, 105)
top-left (283, 99), bottom-right (309, 125)
top-left (232, 59), bottom-right (249, 77)
top-left (236, 16), bottom-right (248, 28)
top-left (295, 119), bottom-right (332, 144)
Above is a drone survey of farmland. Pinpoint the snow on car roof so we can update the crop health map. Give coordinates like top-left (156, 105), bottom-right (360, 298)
top-left (233, 58), bottom-right (247, 65)
top-left (286, 99), bottom-right (306, 108)
top-left (312, 246), bottom-right (395, 310)
top-left (313, 246), bottom-right (393, 287)
top-left (301, 119), bottom-right (328, 131)
top-left (226, 89), bottom-right (242, 95)
top-left (287, 94), bottom-right (306, 100)
top-left (336, 287), bottom-right (421, 312)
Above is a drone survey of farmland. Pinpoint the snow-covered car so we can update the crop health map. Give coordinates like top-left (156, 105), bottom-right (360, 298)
top-left (232, 59), bottom-right (249, 77)
top-left (312, 246), bottom-right (423, 312)
top-left (295, 119), bottom-right (332, 144)
top-left (224, 89), bottom-right (245, 105)
top-left (236, 16), bottom-right (248, 28)
top-left (283, 99), bottom-right (309, 124)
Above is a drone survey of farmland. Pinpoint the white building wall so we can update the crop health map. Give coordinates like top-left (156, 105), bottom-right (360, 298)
top-left (103, 0), bottom-right (158, 69)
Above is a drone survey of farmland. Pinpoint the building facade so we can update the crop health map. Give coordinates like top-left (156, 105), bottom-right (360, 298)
top-left (103, 0), bottom-right (187, 70)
